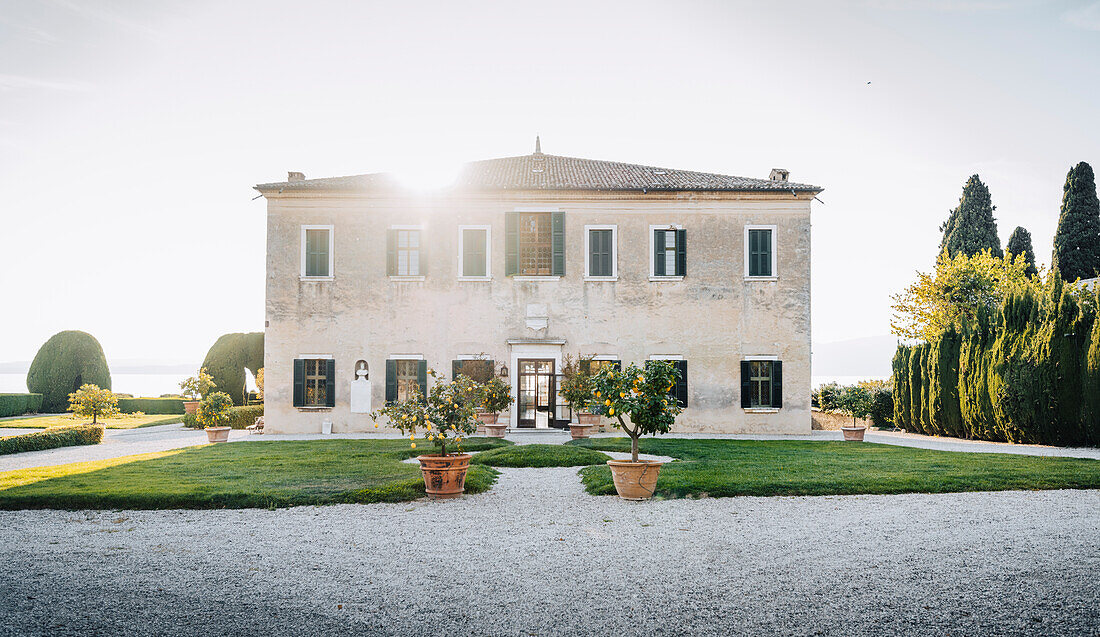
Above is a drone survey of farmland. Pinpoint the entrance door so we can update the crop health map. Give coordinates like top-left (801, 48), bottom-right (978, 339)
top-left (517, 359), bottom-right (556, 428)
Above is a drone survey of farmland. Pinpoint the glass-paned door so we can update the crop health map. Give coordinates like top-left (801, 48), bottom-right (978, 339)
top-left (517, 359), bottom-right (556, 428)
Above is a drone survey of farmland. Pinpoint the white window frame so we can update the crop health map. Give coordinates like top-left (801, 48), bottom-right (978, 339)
top-left (743, 354), bottom-right (780, 413)
top-left (647, 354), bottom-right (684, 360)
top-left (744, 224), bottom-right (778, 281)
top-left (300, 225), bottom-right (335, 281)
top-left (648, 223), bottom-right (684, 282)
top-left (387, 354), bottom-right (425, 360)
top-left (584, 224), bottom-right (618, 281)
top-left (389, 224), bottom-right (425, 281)
top-left (457, 224), bottom-right (492, 281)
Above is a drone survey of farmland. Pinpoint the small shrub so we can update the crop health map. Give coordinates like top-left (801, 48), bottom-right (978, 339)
top-left (68, 384), bottom-right (119, 425)
top-left (0, 394), bottom-right (43, 418)
top-left (179, 368), bottom-right (215, 401)
top-left (0, 424), bottom-right (104, 455)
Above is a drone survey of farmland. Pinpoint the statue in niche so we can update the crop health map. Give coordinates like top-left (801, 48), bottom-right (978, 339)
top-left (350, 360), bottom-right (371, 413)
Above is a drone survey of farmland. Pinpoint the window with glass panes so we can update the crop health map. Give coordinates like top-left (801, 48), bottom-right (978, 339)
top-left (395, 230), bottom-right (420, 276)
top-left (304, 229), bottom-right (330, 277)
top-left (303, 359), bottom-right (328, 406)
top-left (518, 212), bottom-right (552, 275)
top-left (749, 360), bottom-right (774, 408)
top-left (748, 228), bottom-right (773, 277)
top-left (662, 230), bottom-right (677, 275)
top-left (396, 360), bottom-right (420, 402)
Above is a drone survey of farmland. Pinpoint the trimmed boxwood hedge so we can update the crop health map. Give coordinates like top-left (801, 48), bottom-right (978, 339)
top-left (116, 397), bottom-right (185, 415)
top-left (0, 394), bottom-right (43, 418)
top-left (0, 424), bottom-right (104, 455)
top-left (26, 331), bottom-right (112, 412)
top-left (183, 405), bottom-right (263, 430)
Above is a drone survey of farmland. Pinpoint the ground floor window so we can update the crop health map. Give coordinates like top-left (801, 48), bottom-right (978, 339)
top-left (293, 358), bottom-right (335, 408)
top-left (386, 359), bottom-right (427, 404)
top-left (741, 359), bottom-right (783, 409)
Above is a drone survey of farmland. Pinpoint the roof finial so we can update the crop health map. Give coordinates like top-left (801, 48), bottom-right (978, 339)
top-left (534, 135), bottom-right (542, 155)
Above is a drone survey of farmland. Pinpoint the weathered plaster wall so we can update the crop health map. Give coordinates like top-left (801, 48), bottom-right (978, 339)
top-left (264, 190), bottom-right (812, 434)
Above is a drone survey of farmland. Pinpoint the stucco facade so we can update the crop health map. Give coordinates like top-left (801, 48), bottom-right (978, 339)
top-left (259, 151), bottom-right (819, 434)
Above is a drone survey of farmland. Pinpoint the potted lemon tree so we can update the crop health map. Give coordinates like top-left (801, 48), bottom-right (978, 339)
top-left (588, 360), bottom-right (682, 500)
top-left (560, 355), bottom-right (598, 439)
top-left (371, 369), bottom-right (482, 499)
top-left (180, 368), bottom-right (215, 415)
top-left (479, 375), bottom-right (514, 438)
top-left (197, 391), bottom-right (234, 443)
top-left (837, 384), bottom-right (874, 442)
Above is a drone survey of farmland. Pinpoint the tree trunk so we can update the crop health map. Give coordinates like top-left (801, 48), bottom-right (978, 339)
top-left (631, 434), bottom-right (639, 463)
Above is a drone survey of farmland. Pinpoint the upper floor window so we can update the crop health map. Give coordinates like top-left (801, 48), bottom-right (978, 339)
top-left (388, 227), bottom-right (426, 277)
top-left (506, 210), bottom-right (565, 277)
top-left (300, 225), bottom-right (334, 279)
top-left (585, 225), bottom-right (617, 279)
top-left (459, 225), bottom-right (491, 279)
top-left (650, 225), bottom-right (686, 278)
top-left (745, 225), bottom-right (777, 279)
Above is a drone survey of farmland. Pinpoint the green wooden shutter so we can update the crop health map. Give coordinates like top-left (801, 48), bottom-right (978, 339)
top-left (452, 360), bottom-right (462, 379)
top-left (740, 361), bottom-right (752, 409)
top-left (386, 230), bottom-right (397, 276)
top-left (551, 211), bottom-right (565, 276)
top-left (612, 360), bottom-right (622, 371)
top-left (385, 360), bottom-right (397, 404)
top-left (771, 361), bottom-right (782, 409)
top-left (674, 360), bottom-right (688, 408)
top-left (505, 212), bottom-right (518, 276)
top-left (417, 360), bottom-right (428, 398)
top-left (324, 359), bottom-right (336, 408)
top-left (653, 230), bottom-right (666, 276)
top-left (675, 229), bottom-right (687, 277)
top-left (292, 359), bottom-right (305, 407)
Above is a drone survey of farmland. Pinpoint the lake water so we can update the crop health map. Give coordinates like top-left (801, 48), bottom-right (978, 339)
top-left (0, 373), bottom-right (192, 398)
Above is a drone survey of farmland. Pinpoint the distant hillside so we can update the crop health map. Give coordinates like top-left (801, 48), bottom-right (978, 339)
top-left (812, 335), bottom-right (899, 377)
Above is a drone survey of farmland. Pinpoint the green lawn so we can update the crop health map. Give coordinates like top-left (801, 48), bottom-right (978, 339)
top-left (570, 438), bottom-right (1100, 498)
top-left (470, 443), bottom-right (611, 467)
top-left (0, 438), bottom-right (511, 510)
top-left (0, 414), bottom-right (184, 430)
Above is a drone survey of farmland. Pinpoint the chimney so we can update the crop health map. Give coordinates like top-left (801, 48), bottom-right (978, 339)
top-left (769, 168), bottom-right (790, 183)
top-left (287, 171), bottom-right (305, 182)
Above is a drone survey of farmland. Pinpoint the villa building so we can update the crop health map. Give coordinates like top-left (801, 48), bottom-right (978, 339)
top-left (256, 140), bottom-right (822, 434)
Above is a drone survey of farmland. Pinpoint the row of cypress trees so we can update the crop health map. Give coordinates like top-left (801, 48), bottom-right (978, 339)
top-left (892, 276), bottom-right (1100, 446)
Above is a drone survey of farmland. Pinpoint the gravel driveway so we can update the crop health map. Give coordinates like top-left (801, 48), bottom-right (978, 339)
top-left (1, 466), bottom-right (1096, 636)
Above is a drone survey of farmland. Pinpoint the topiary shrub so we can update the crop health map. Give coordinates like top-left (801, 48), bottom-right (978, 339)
top-left (0, 394), bottom-right (43, 418)
top-left (27, 331), bottom-right (112, 413)
top-left (0, 424), bottom-right (104, 456)
top-left (200, 333), bottom-right (263, 405)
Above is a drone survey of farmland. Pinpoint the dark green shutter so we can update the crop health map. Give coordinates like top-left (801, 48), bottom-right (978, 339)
top-left (653, 230), bottom-right (666, 276)
top-left (386, 230), bottom-right (396, 276)
top-left (589, 230), bottom-right (612, 277)
top-left (612, 360), bottom-right (622, 371)
top-left (579, 359), bottom-right (591, 375)
top-left (551, 211), bottom-right (565, 276)
top-left (675, 229), bottom-right (687, 277)
top-left (385, 360), bottom-right (397, 404)
top-left (505, 212), bottom-right (518, 276)
top-left (674, 360), bottom-right (688, 407)
top-left (417, 360), bottom-right (428, 398)
top-left (771, 361), bottom-right (782, 409)
top-left (293, 359), bottom-right (305, 407)
top-left (324, 359), bottom-right (336, 408)
top-left (740, 361), bottom-right (752, 409)
top-left (452, 359), bottom-right (462, 379)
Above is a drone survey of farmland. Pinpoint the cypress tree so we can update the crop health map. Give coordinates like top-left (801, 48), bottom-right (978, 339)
top-left (1005, 226), bottom-right (1039, 277)
top-left (908, 345), bottom-right (924, 434)
top-left (939, 175), bottom-right (1003, 258)
top-left (918, 343), bottom-right (933, 433)
top-left (1083, 288), bottom-right (1100, 445)
top-left (892, 345), bottom-right (911, 430)
top-left (1052, 162), bottom-right (1100, 282)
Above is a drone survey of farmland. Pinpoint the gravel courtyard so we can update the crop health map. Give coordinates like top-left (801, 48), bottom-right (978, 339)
top-left (1, 465), bottom-right (1097, 636)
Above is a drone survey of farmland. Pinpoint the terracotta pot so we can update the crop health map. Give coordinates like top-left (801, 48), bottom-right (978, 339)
top-left (484, 424), bottom-right (508, 438)
top-left (570, 423), bottom-right (595, 439)
top-left (183, 401), bottom-right (200, 415)
top-left (205, 426), bottom-right (231, 443)
top-left (842, 426), bottom-right (867, 442)
top-left (477, 412), bottom-right (498, 425)
top-left (606, 459), bottom-right (663, 500)
top-left (577, 412), bottom-right (600, 425)
top-left (417, 453), bottom-right (472, 499)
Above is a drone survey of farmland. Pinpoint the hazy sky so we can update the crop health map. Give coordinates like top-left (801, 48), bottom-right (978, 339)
top-left (1, 0), bottom-right (1098, 368)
